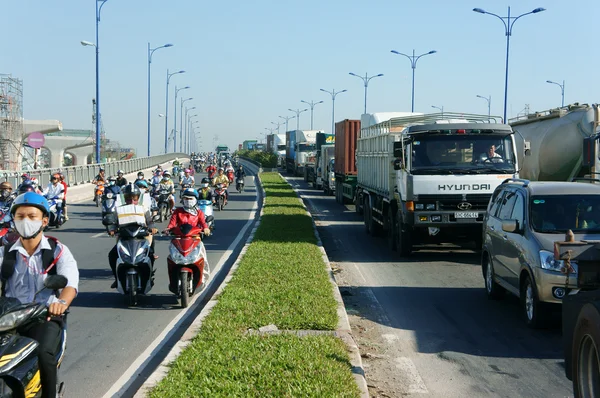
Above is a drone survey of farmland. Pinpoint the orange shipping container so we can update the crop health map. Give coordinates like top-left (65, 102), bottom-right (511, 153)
top-left (334, 119), bottom-right (360, 176)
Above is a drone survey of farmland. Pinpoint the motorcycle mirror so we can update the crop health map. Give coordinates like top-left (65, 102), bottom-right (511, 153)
top-left (42, 275), bottom-right (68, 293)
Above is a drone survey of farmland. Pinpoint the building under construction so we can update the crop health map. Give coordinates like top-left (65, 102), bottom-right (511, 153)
top-left (0, 75), bottom-right (24, 170)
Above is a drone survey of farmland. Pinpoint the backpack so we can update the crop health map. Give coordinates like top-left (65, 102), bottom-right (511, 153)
top-left (1, 236), bottom-right (63, 297)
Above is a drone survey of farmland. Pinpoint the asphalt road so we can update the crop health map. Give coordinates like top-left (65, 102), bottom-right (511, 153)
top-left (284, 174), bottom-right (573, 398)
top-left (49, 162), bottom-right (260, 398)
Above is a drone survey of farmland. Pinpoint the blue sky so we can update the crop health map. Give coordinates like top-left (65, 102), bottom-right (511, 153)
top-left (2, 0), bottom-right (598, 155)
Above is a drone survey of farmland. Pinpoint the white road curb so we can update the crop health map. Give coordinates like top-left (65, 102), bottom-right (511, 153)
top-left (284, 173), bottom-right (369, 398)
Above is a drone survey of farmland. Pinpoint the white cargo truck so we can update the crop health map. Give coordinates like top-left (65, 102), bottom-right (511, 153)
top-left (355, 112), bottom-right (519, 255)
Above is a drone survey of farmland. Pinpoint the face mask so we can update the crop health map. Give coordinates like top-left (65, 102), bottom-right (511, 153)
top-left (14, 219), bottom-right (44, 240)
top-left (183, 198), bottom-right (197, 208)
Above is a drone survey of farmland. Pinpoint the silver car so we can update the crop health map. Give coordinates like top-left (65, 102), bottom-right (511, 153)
top-left (481, 179), bottom-right (600, 328)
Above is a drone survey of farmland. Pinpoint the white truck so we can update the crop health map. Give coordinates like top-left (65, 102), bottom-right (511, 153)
top-left (355, 112), bottom-right (518, 255)
top-left (286, 130), bottom-right (319, 176)
top-left (267, 133), bottom-right (287, 168)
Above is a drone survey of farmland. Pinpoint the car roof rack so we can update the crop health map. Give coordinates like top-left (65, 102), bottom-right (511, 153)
top-left (502, 178), bottom-right (530, 187)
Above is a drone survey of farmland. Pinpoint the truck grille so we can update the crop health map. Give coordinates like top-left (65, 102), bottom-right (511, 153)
top-left (417, 194), bottom-right (491, 211)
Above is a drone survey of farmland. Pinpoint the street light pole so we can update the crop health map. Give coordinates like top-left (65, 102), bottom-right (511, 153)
top-left (180, 97), bottom-right (193, 152)
top-left (147, 42), bottom-right (173, 157)
top-left (476, 95), bottom-right (492, 120)
top-left (390, 49), bottom-right (437, 112)
top-left (173, 85), bottom-right (190, 153)
top-left (473, 6), bottom-right (546, 122)
top-left (271, 121), bottom-right (284, 134)
top-left (546, 80), bottom-right (565, 107)
top-left (349, 72), bottom-right (384, 114)
top-left (184, 107), bottom-right (196, 153)
top-left (320, 88), bottom-right (348, 135)
top-left (288, 108), bottom-right (308, 130)
top-left (431, 105), bottom-right (444, 117)
top-left (300, 100), bottom-right (324, 130)
top-left (187, 115), bottom-right (198, 153)
top-left (279, 115), bottom-right (295, 135)
top-left (164, 69), bottom-right (185, 153)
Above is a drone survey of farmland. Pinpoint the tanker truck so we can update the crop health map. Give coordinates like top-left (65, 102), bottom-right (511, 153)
top-left (510, 103), bottom-right (600, 181)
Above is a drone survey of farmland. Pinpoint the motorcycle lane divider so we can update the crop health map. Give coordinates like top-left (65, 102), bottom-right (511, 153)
top-left (282, 173), bottom-right (374, 398)
top-left (103, 161), bottom-right (262, 398)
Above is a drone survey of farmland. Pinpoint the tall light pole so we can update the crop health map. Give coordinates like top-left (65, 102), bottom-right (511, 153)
top-left (271, 121), bottom-right (284, 134)
top-left (476, 94), bottom-right (492, 120)
top-left (190, 120), bottom-right (199, 153)
top-left (349, 72), bottom-right (384, 115)
top-left (146, 43), bottom-right (173, 157)
top-left (180, 97), bottom-right (193, 152)
top-left (431, 105), bottom-right (444, 116)
top-left (390, 49), bottom-right (437, 112)
top-left (184, 107), bottom-right (196, 153)
top-left (320, 88), bottom-right (347, 135)
top-left (288, 108), bottom-right (308, 130)
top-left (187, 114), bottom-right (198, 153)
top-left (546, 80), bottom-right (565, 107)
top-left (173, 86), bottom-right (190, 152)
top-left (300, 100), bottom-right (324, 130)
top-left (279, 115), bottom-right (295, 134)
top-left (164, 69), bottom-right (185, 153)
top-left (473, 6), bottom-right (546, 122)
top-left (81, 0), bottom-right (109, 163)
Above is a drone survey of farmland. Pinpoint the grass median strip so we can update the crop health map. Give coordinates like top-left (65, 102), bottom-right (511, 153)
top-left (150, 172), bottom-right (359, 397)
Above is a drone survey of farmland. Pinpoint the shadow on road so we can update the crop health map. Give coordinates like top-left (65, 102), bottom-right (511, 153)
top-left (72, 291), bottom-right (182, 310)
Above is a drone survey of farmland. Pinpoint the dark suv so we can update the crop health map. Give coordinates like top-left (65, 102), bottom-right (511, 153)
top-left (481, 178), bottom-right (600, 328)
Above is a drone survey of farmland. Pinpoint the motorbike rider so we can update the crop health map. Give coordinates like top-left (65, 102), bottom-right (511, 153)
top-left (163, 188), bottom-right (210, 237)
top-left (0, 182), bottom-right (14, 207)
top-left (136, 171), bottom-right (145, 182)
top-left (107, 184), bottom-right (158, 288)
top-left (17, 173), bottom-right (30, 191)
top-left (205, 163), bottom-right (217, 179)
top-left (115, 170), bottom-right (128, 187)
top-left (30, 178), bottom-right (44, 195)
top-left (92, 167), bottom-right (106, 184)
top-left (42, 174), bottom-right (65, 219)
top-left (213, 168), bottom-right (230, 205)
top-left (150, 170), bottom-right (162, 191)
top-left (58, 173), bottom-right (69, 221)
top-left (0, 192), bottom-right (79, 398)
top-left (158, 171), bottom-right (176, 213)
top-left (235, 165), bottom-right (246, 180)
top-left (135, 180), bottom-right (158, 219)
top-left (180, 169), bottom-right (195, 189)
top-left (199, 178), bottom-right (215, 204)
top-left (105, 176), bottom-right (122, 196)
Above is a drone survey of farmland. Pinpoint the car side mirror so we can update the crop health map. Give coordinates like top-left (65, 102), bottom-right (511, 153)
top-left (501, 219), bottom-right (519, 233)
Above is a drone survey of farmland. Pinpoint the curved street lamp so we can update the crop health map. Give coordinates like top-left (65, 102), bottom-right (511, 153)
top-left (288, 108), bottom-right (308, 130)
top-left (546, 80), bottom-right (565, 107)
top-left (390, 49), bottom-right (437, 112)
top-left (279, 115), bottom-right (295, 134)
top-left (476, 95), bottom-right (492, 120)
top-left (300, 100), bottom-right (324, 129)
top-left (180, 98), bottom-right (193, 152)
top-left (320, 89), bottom-right (347, 135)
top-left (147, 43), bottom-right (173, 156)
top-left (349, 72), bottom-right (383, 114)
top-left (473, 6), bottom-right (546, 122)
top-left (173, 86), bottom-right (190, 152)
top-left (164, 70), bottom-right (185, 153)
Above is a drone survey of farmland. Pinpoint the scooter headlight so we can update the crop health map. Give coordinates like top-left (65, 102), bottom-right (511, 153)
top-left (0, 307), bottom-right (36, 332)
top-left (169, 245), bottom-right (187, 263)
top-left (105, 192), bottom-right (114, 199)
top-left (117, 242), bottom-right (133, 263)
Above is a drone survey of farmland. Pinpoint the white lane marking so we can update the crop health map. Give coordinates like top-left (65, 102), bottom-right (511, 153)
top-left (395, 357), bottom-right (429, 394)
top-left (91, 232), bottom-right (106, 238)
top-left (102, 179), bottom-right (260, 398)
top-left (353, 263), bottom-right (368, 284)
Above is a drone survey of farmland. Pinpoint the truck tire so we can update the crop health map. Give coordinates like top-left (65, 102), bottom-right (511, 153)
top-left (397, 218), bottom-right (412, 257)
top-left (363, 197), bottom-right (371, 235)
top-left (387, 211), bottom-right (397, 251)
top-left (571, 302), bottom-right (600, 398)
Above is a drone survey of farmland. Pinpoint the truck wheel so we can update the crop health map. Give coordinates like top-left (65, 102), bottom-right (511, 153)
top-left (387, 212), bottom-right (397, 251)
top-left (572, 303), bottom-right (600, 398)
top-left (521, 275), bottom-right (549, 329)
top-left (363, 198), bottom-right (371, 235)
top-left (397, 219), bottom-right (412, 257)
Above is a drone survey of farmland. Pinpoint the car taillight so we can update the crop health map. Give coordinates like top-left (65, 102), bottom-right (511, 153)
top-left (456, 129), bottom-right (466, 134)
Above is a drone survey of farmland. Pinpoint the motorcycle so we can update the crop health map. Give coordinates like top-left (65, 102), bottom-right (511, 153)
top-left (197, 199), bottom-right (215, 233)
top-left (0, 202), bottom-right (13, 245)
top-left (154, 189), bottom-right (172, 222)
top-left (102, 187), bottom-right (120, 219)
top-left (236, 177), bottom-right (244, 193)
top-left (0, 275), bottom-right (68, 398)
top-left (94, 182), bottom-right (105, 207)
top-left (167, 223), bottom-right (209, 308)
top-left (115, 224), bottom-right (154, 306)
top-left (214, 184), bottom-right (227, 211)
top-left (46, 198), bottom-right (65, 228)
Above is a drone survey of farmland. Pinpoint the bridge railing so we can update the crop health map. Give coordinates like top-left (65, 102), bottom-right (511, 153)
top-left (0, 153), bottom-right (188, 189)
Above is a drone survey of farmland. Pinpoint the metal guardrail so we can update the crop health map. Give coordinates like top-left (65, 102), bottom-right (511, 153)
top-left (0, 153), bottom-right (188, 188)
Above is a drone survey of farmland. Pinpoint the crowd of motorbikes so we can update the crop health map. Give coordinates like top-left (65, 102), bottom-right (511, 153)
top-left (103, 152), bottom-right (245, 309)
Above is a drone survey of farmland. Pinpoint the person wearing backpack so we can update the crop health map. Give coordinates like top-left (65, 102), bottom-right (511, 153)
top-left (0, 192), bottom-right (79, 398)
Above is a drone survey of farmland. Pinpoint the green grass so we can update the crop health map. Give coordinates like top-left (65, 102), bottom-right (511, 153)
top-left (149, 172), bottom-right (359, 398)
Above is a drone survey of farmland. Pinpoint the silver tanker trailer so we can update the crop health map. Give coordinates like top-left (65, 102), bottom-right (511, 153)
top-left (510, 103), bottom-right (600, 181)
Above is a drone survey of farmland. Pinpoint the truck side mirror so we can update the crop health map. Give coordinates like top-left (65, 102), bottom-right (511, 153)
top-left (393, 158), bottom-right (403, 171)
top-left (393, 142), bottom-right (403, 158)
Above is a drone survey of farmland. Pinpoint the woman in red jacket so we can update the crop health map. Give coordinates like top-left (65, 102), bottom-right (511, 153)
top-left (164, 188), bottom-right (211, 236)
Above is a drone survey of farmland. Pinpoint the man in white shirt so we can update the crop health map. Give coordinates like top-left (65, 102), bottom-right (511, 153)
top-left (0, 192), bottom-right (79, 398)
top-left (42, 174), bottom-right (65, 218)
top-left (180, 169), bottom-right (195, 189)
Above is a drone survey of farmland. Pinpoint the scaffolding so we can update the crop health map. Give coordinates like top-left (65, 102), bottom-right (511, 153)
top-left (0, 74), bottom-right (24, 170)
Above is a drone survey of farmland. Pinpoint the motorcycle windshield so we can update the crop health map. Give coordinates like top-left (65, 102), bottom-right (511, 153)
top-left (118, 239), bottom-right (149, 264)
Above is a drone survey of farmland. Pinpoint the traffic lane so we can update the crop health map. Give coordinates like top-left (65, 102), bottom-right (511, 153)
top-left (284, 174), bottom-right (572, 397)
top-left (50, 169), bottom-right (259, 397)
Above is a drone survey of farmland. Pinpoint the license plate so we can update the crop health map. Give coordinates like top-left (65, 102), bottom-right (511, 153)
top-left (454, 212), bottom-right (478, 219)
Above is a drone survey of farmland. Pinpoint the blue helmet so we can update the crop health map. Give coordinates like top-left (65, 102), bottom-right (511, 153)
top-left (11, 192), bottom-right (50, 216)
top-left (182, 188), bottom-right (199, 199)
top-left (135, 180), bottom-right (149, 189)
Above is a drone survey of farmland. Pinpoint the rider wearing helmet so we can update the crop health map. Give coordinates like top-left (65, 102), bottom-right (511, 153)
top-left (159, 171), bottom-right (176, 212)
top-left (0, 182), bottom-right (13, 207)
top-left (57, 173), bottom-right (69, 220)
top-left (164, 188), bottom-right (210, 237)
top-left (199, 177), bottom-right (215, 203)
top-left (42, 174), bottom-right (65, 220)
top-left (2, 192), bottom-right (79, 398)
top-left (115, 170), bottom-right (128, 187)
top-left (235, 164), bottom-right (246, 180)
top-left (150, 170), bottom-right (162, 189)
top-left (213, 168), bottom-right (230, 205)
top-left (180, 169), bottom-right (195, 189)
top-left (92, 167), bottom-right (106, 184)
top-left (136, 171), bottom-right (145, 181)
top-left (107, 183), bottom-right (158, 288)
